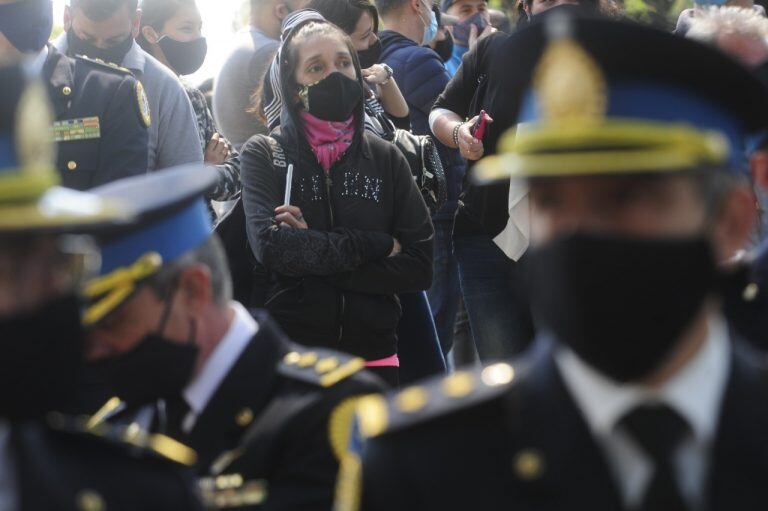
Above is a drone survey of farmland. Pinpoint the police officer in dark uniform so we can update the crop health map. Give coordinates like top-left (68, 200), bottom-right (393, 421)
top-left (0, 0), bottom-right (149, 191)
top-left (78, 166), bottom-right (385, 510)
top-left (341, 11), bottom-right (768, 511)
top-left (0, 60), bottom-right (202, 510)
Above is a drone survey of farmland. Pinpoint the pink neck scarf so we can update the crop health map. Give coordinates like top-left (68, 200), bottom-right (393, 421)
top-left (299, 111), bottom-right (355, 173)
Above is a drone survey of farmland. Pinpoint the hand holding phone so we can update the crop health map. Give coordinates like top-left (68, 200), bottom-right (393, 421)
top-left (472, 110), bottom-right (489, 141)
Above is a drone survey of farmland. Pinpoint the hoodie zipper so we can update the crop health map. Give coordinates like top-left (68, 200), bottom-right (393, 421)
top-left (325, 172), bottom-right (345, 345)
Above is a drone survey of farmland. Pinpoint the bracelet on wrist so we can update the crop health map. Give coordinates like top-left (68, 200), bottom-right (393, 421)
top-left (452, 122), bottom-right (463, 148)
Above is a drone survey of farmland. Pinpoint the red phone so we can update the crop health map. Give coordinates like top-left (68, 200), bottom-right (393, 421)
top-left (472, 110), bottom-right (489, 140)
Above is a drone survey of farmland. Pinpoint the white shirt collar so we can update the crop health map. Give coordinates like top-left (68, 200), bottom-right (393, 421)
top-left (555, 314), bottom-right (731, 444)
top-left (182, 302), bottom-right (258, 418)
top-left (29, 46), bottom-right (49, 76)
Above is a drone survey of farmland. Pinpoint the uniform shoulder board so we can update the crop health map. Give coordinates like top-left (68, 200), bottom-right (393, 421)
top-left (46, 412), bottom-right (197, 467)
top-left (75, 55), bottom-right (133, 75)
top-left (356, 362), bottom-right (517, 439)
top-left (278, 344), bottom-right (366, 388)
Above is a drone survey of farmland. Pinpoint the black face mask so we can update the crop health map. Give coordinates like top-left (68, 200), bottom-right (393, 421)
top-left (0, 294), bottom-right (84, 419)
top-left (357, 37), bottom-right (382, 69)
top-left (528, 232), bottom-right (717, 383)
top-left (299, 71), bottom-right (362, 122)
top-left (434, 30), bottom-right (454, 63)
top-left (67, 29), bottom-right (134, 65)
top-left (158, 35), bottom-right (207, 76)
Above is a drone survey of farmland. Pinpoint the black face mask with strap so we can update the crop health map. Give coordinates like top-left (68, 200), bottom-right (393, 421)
top-left (101, 284), bottom-right (199, 407)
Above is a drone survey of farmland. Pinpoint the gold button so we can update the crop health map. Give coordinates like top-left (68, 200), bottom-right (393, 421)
top-left (67, 160), bottom-right (77, 170)
top-left (297, 352), bottom-right (318, 368)
top-left (481, 363), bottom-right (515, 387)
top-left (395, 386), bottom-right (428, 413)
top-left (315, 356), bottom-right (339, 374)
top-left (513, 449), bottom-right (545, 480)
top-left (743, 282), bottom-right (759, 302)
top-left (76, 489), bottom-right (105, 511)
top-left (283, 352), bottom-right (301, 365)
top-left (62, 86), bottom-right (72, 96)
top-left (235, 407), bottom-right (254, 427)
top-left (441, 371), bottom-right (474, 398)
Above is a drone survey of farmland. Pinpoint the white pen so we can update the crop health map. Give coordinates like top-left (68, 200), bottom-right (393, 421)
top-left (283, 164), bottom-right (294, 206)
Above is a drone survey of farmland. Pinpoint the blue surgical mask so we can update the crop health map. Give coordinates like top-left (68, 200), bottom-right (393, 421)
top-left (419, 1), bottom-right (439, 45)
top-left (0, 0), bottom-right (53, 53)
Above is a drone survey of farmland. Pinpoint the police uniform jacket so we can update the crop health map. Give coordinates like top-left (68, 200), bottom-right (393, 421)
top-left (11, 416), bottom-right (202, 511)
top-left (95, 310), bottom-right (384, 510)
top-left (351, 337), bottom-right (768, 511)
top-left (43, 45), bottom-right (149, 191)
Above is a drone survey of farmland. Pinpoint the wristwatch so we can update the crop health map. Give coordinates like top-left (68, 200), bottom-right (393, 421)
top-left (380, 63), bottom-right (394, 85)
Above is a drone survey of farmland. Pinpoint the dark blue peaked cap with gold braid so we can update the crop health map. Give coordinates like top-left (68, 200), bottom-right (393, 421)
top-left (83, 165), bottom-right (218, 326)
top-left (475, 7), bottom-right (768, 182)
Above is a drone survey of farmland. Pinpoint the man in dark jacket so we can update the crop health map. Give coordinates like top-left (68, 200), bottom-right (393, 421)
top-left (342, 14), bottom-right (768, 511)
top-left (0, 0), bottom-right (149, 190)
top-left (83, 166), bottom-right (386, 510)
top-left (377, 0), bottom-right (464, 359)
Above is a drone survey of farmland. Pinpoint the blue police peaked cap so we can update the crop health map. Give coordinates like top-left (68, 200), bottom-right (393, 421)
top-left (83, 165), bottom-right (218, 326)
top-left (475, 7), bottom-right (768, 183)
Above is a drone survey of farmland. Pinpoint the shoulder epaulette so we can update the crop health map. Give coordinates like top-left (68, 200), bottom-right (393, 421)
top-left (278, 344), bottom-right (366, 388)
top-left (47, 412), bottom-right (197, 467)
top-left (356, 362), bottom-right (517, 438)
top-left (75, 55), bottom-right (133, 75)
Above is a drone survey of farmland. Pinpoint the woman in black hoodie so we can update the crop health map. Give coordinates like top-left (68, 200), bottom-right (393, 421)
top-left (240, 16), bottom-right (434, 387)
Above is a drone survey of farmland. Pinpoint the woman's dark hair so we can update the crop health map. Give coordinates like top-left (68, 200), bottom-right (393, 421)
top-left (306, 0), bottom-right (379, 35)
top-left (136, 0), bottom-right (196, 52)
top-left (250, 20), bottom-right (359, 122)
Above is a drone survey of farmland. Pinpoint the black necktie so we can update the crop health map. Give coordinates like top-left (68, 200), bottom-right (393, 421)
top-left (163, 395), bottom-right (191, 440)
top-left (619, 403), bottom-right (692, 511)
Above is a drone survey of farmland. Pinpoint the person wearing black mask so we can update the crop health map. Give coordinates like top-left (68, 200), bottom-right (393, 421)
top-left (0, 0), bottom-right (149, 190)
top-left (241, 17), bottom-right (434, 388)
top-left (82, 166), bottom-right (384, 510)
top-left (137, 0), bottom-right (242, 207)
top-left (301, 0), bottom-right (411, 135)
top-left (0, 60), bottom-right (203, 510)
top-left (53, 0), bottom-right (204, 172)
top-left (344, 14), bottom-right (768, 511)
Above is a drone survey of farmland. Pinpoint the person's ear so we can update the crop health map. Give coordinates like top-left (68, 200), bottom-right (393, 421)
top-left (141, 25), bottom-right (161, 44)
top-left (275, 2), bottom-right (291, 21)
top-left (131, 9), bottom-right (142, 38)
top-left (63, 5), bottom-right (73, 31)
top-left (178, 264), bottom-right (213, 316)
top-left (712, 184), bottom-right (757, 262)
top-left (750, 150), bottom-right (768, 191)
top-left (410, 0), bottom-right (423, 15)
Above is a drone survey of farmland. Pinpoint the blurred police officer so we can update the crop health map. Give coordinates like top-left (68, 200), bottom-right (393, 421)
top-left (0, 0), bottom-right (150, 190)
top-left (342, 11), bottom-right (768, 511)
top-left (80, 167), bottom-right (384, 509)
top-left (0, 61), bottom-right (202, 511)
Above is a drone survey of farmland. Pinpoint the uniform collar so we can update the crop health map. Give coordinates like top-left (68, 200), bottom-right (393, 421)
top-left (183, 301), bottom-right (258, 419)
top-left (51, 32), bottom-right (146, 73)
top-left (555, 313), bottom-right (731, 444)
